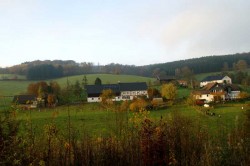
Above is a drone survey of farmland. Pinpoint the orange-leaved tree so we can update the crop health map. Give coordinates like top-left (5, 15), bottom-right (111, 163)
top-left (100, 89), bottom-right (115, 106)
top-left (161, 83), bottom-right (177, 101)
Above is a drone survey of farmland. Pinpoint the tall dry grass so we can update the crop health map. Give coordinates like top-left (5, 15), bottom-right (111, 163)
top-left (0, 107), bottom-right (249, 165)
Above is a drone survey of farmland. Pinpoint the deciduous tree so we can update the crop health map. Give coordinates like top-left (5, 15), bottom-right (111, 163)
top-left (100, 89), bottom-right (115, 106)
top-left (236, 60), bottom-right (248, 71)
top-left (161, 83), bottom-right (177, 101)
top-left (129, 98), bottom-right (147, 112)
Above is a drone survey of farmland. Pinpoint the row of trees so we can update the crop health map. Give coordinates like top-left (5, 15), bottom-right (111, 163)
top-left (148, 52), bottom-right (250, 76)
top-left (226, 71), bottom-right (250, 86)
top-left (27, 64), bottom-right (63, 80)
top-left (2, 52), bottom-right (249, 79)
top-left (26, 75), bottom-right (90, 106)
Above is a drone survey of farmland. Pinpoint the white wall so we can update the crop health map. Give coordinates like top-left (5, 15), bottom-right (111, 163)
top-left (87, 90), bottom-right (148, 102)
top-left (222, 76), bottom-right (232, 84)
top-left (200, 76), bottom-right (232, 87)
top-left (228, 91), bottom-right (240, 99)
top-left (87, 97), bottom-right (101, 102)
top-left (195, 94), bottom-right (214, 102)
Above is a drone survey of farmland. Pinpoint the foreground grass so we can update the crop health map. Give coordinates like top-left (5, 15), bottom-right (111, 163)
top-left (1, 102), bottom-right (249, 165)
top-left (10, 102), bottom-right (246, 137)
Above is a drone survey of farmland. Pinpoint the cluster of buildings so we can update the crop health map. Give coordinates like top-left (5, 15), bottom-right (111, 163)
top-left (12, 75), bottom-right (242, 107)
top-left (193, 75), bottom-right (240, 103)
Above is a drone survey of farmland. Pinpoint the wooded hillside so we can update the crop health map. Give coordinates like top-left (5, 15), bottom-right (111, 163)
top-left (0, 52), bottom-right (249, 79)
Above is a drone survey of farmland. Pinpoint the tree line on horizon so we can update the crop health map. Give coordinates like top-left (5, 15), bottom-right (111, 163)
top-left (0, 52), bottom-right (249, 80)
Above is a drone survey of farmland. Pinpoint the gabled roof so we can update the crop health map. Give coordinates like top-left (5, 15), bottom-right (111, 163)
top-left (201, 75), bottom-right (226, 82)
top-left (119, 82), bottom-right (147, 91)
top-left (13, 95), bottom-right (36, 104)
top-left (200, 82), bottom-right (240, 93)
top-left (156, 76), bottom-right (176, 81)
top-left (192, 90), bottom-right (210, 95)
top-left (202, 82), bottom-right (221, 91)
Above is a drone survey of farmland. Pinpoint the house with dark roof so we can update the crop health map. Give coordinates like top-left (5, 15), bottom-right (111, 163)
top-left (193, 82), bottom-right (240, 102)
top-left (86, 82), bottom-right (148, 102)
top-left (119, 82), bottom-right (148, 100)
top-left (12, 95), bottom-right (38, 108)
top-left (200, 75), bottom-right (231, 87)
top-left (13, 95), bottom-right (37, 104)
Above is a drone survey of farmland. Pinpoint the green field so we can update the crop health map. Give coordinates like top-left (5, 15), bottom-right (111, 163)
top-left (54, 74), bottom-right (155, 87)
top-left (0, 74), bottom-right (155, 96)
top-left (0, 74), bottom-right (26, 80)
top-left (7, 102), bottom-right (246, 137)
top-left (0, 73), bottom-right (247, 137)
top-left (1, 73), bottom-right (248, 165)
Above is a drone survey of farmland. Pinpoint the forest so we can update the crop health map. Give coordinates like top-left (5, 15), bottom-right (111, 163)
top-left (0, 52), bottom-right (249, 80)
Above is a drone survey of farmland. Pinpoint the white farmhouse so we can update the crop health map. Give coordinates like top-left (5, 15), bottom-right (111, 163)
top-left (86, 82), bottom-right (148, 102)
top-left (193, 82), bottom-right (240, 103)
top-left (200, 75), bottom-right (231, 87)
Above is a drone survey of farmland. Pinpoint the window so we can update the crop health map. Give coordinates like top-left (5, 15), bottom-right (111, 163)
top-left (92, 98), bottom-right (94, 100)
top-left (122, 96), bottom-right (130, 99)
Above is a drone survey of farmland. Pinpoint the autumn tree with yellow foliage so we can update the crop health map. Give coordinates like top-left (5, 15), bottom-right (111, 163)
top-left (100, 89), bottom-right (115, 106)
top-left (161, 83), bottom-right (177, 103)
top-left (129, 98), bottom-right (148, 112)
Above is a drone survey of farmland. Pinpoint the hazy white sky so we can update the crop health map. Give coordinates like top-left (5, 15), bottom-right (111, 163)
top-left (0, 0), bottom-right (250, 67)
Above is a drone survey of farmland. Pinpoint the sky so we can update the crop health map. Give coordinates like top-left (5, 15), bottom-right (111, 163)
top-left (0, 0), bottom-right (250, 67)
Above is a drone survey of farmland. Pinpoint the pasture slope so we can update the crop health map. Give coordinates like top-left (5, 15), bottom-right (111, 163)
top-left (195, 68), bottom-right (250, 81)
top-left (0, 74), bottom-right (155, 96)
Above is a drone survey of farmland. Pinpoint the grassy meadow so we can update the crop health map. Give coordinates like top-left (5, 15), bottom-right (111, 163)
top-left (0, 73), bottom-right (249, 165)
top-left (7, 102), bottom-right (246, 137)
top-left (0, 74), bottom-right (155, 96)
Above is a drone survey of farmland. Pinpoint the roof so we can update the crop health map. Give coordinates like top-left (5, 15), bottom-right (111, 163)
top-left (202, 82), bottom-right (219, 91)
top-left (86, 84), bottom-right (120, 97)
top-left (119, 82), bottom-right (147, 91)
top-left (86, 82), bottom-right (148, 97)
top-left (201, 75), bottom-right (226, 82)
top-left (13, 95), bottom-right (36, 104)
top-left (157, 76), bottom-right (176, 81)
top-left (192, 90), bottom-right (210, 95)
top-left (210, 91), bottom-right (226, 95)
top-left (177, 80), bottom-right (187, 83)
